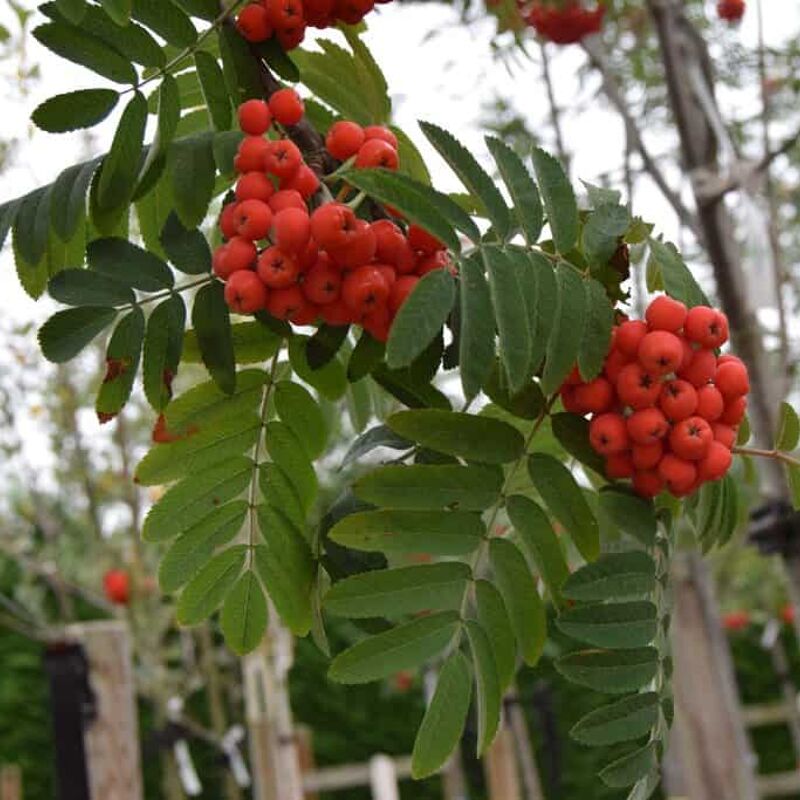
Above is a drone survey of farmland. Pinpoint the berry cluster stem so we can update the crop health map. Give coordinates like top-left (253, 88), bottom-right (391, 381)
top-left (122, 275), bottom-right (216, 311)
top-left (733, 446), bottom-right (800, 469)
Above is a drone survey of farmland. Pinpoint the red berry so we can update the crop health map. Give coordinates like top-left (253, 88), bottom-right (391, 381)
top-left (605, 452), bottom-right (634, 480)
top-left (638, 330), bottom-right (683, 375)
top-left (269, 189), bottom-right (306, 214)
top-left (305, 0), bottom-right (335, 25)
top-left (320, 298), bottom-right (353, 326)
top-left (236, 172), bottom-right (275, 203)
top-left (234, 199), bottom-right (273, 240)
top-left (237, 99), bottom-right (272, 135)
top-left (684, 306), bottom-right (728, 348)
top-left (627, 408), bottom-right (669, 445)
top-left (297, 239), bottom-right (320, 273)
top-left (264, 139), bottom-right (303, 179)
top-left (695, 385), bottom-right (724, 421)
top-left (355, 138), bottom-right (399, 170)
top-left (213, 237), bottom-right (257, 279)
top-left (342, 266), bottom-right (391, 317)
top-left (372, 220), bottom-right (414, 271)
top-left (225, 270), bottom-right (268, 314)
top-left (266, 285), bottom-right (305, 320)
top-left (603, 349), bottom-right (632, 384)
top-left (632, 441), bottom-right (663, 471)
top-left (329, 219), bottom-right (377, 269)
top-left (658, 454), bottom-right (698, 495)
top-left (266, 0), bottom-right (303, 27)
top-left (717, 353), bottom-right (744, 368)
top-left (269, 88), bottom-right (305, 126)
top-left (276, 22), bottom-right (306, 50)
top-left (272, 207), bottom-right (311, 254)
top-left (416, 251), bottom-right (450, 277)
top-left (407, 224), bottom-right (444, 256)
top-left (574, 377), bottom-right (614, 414)
top-left (715, 360), bottom-right (750, 399)
top-left (219, 202), bottom-right (240, 239)
top-left (712, 423), bottom-right (737, 449)
top-left (364, 125), bottom-right (399, 149)
top-left (632, 470), bottom-right (664, 499)
top-left (362, 304), bottom-right (392, 342)
top-left (645, 295), bottom-right (687, 333)
top-left (103, 569), bottom-right (130, 605)
top-left (697, 441), bottom-right (733, 482)
top-left (589, 413), bottom-right (629, 456)
top-left (719, 396), bottom-right (747, 426)
top-left (257, 246), bottom-right (300, 289)
top-left (718, 0), bottom-right (745, 22)
top-left (670, 416), bottom-right (714, 460)
top-left (280, 164), bottom-right (320, 198)
top-left (235, 136), bottom-right (270, 173)
top-left (236, 3), bottom-right (273, 41)
top-left (303, 260), bottom-right (342, 305)
top-left (310, 203), bottom-right (359, 250)
top-left (659, 379), bottom-right (698, 422)
top-left (616, 363), bottom-right (662, 410)
top-left (388, 275), bottom-right (419, 315)
top-left (289, 296), bottom-right (319, 326)
top-left (678, 347), bottom-right (717, 387)
top-left (326, 120), bottom-right (366, 160)
top-left (616, 320), bottom-right (648, 358)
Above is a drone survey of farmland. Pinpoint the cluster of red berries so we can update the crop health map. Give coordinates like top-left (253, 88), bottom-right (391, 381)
top-left (717, 0), bottom-right (745, 22)
top-left (214, 98), bottom-right (449, 341)
top-left (236, 0), bottom-right (391, 50)
top-left (561, 296), bottom-right (749, 499)
top-left (521, 0), bottom-right (605, 44)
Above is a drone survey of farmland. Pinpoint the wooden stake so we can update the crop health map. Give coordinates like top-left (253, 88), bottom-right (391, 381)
top-left (369, 755), bottom-right (399, 800)
top-left (295, 726), bottom-right (318, 800)
top-left (484, 725), bottom-right (522, 800)
top-left (0, 766), bottom-right (21, 800)
top-left (507, 691), bottom-right (545, 800)
top-left (670, 553), bottom-right (758, 800)
top-left (65, 620), bottom-right (144, 800)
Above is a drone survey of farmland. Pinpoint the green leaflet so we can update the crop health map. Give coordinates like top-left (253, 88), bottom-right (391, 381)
top-left (327, 509), bottom-right (484, 556)
top-left (50, 159), bottom-right (99, 242)
top-left (647, 238), bottom-right (708, 308)
top-left (142, 457), bottom-right (252, 542)
top-left (183, 322), bottom-right (280, 365)
top-left (474, 579), bottom-right (516, 691)
top-left (38, 306), bottom-right (118, 363)
top-left (411, 651), bottom-right (472, 779)
top-left (288, 335), bottom-right (348, 401)
top-left (329, 611), bottom-right (460, 685)
top-left (95, 307), bottom-right (145, 420)
top-left (160, 211), bottom-right (212, 275)
top-left (550, 412), bottom-right (606, 476)
top-left (578, 279), bottom-right (614, 381)
top-left (528, 453), bottom-right (600, 562)
top-left (168, 131), bottom-right (216, 230)
top-left (32, 89), bottom-right (120, 133)
top-left (489, 539), bottom-right (546, 666)
top-left (531, 147), bottom-right (578, 254)
top-left (776, 401), bottom-right (800, 451)
top-left (354, 464), bottom-right (503, 511)
top-left (599, 743), bottom-right (658, 789)
top-left (464, 620), bottom-right (501, 755)
top-left (555, 648), bottom-right (659, 694)
top-left (265, 421), bottom-right (318, 514)
top-left (260, 462), bottom-right (305, 530)
top-left (557, 601), bottom-right (658, 649)
top-left (599, 488), bottom-right (657, 548)
top-left (386, 409), bottom-right (524, 464)
top-left (88, 237), bottom-right (174, 291)
top-left (582, 203), bottom-right (629, 267)
top-left (459, 253), bottom-right (495, 401)
top-left (195, 50), bottom-right (232, 131)
top-left (192, 281), bottom-right (236, 395)
top-left (570, 692), bottom-right (660, 746)
top-left (48, 269), bottom-right (134, 307)
top-left (142, 294), bottom-right (185, 411)
top-left (176, 545), bottom-right (247, 625)
top-left (274, 381), bottom-right (326, 460)
top-left (220, 570), bottom-right (268, 655)
top-left (562, 552), bottom-right (657, 602)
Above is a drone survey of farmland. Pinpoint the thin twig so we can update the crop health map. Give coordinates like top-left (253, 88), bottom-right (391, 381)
top-left (734, 446), bottom-right (800, 469)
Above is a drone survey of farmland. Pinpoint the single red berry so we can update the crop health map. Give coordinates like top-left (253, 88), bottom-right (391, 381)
top-left (659, 379), bottom-right (698, 422)
top-left (712, 423), bottom-right (737, 449)
top-left (236, 3), bottom-right (273, 41)
top-left (310, 203), bottom-right (359, 250)
top-left (589, 413), bottom-right (629, 456)
top-left (638, 330), bottom-right (684, 375)
top-left (407, 224), bottom-right (444, 255)
top-left (320, 298), bottom-right (354, 326)
top-left (715, 360), bottom-right (750, 399)
top-left (234, 136), bottom-right (270, 173)
top-left (326, 120), bottom-right (366, 160)
top-left (678, 347), bottom-right (717, 387)
top-left (234, 199), bottom-right (273, 240)
top-left (266, 285), bottom-right (305, 320)
top-left (103, 570), bottom-right (130, 605)
top-left (297, 239), bottom-right (320, 273)
top-left (364, 125), bottom-right (399, 149)
top-left (362, 304), bottom-right (392, 342)
top-left (615, 320), bottom-right (648, 358)
top-left (269, 189), bottom-right (306, 214)
top-left (335, 0), bottom-right (375, 24)
top-left (269, 88), bottom-right (305, 126)
top-left (605, 452), bottom-right (634, 480)
top-left (236, 172), bottom-right (275, 203)
top-left (372, 220), bottom-right (415, 272)
top-left (416, 250), bottom-right (451, 277)
top-left (603, 349), bottom-right (632, 384)
top-left (342, 266), bottom-right (391, 317)
top-left (329, 219), bottom-right (377, 269)
top-left (684, 306), bottom-right (728, 348)
top-left (632, 441), bottom-right (663, 471)
top-left (237, 99), bottom-right (272, 135)
top-left (213, 237), bottom-right (257, 279)
top-left (289, 296), bottom-right (319, 326)
top-left (670, 416), bottom-right (714, 460)
top-left (645, 295), bottom-right (688, 333)
top-left (718, 0), bottom-right (745, 22)
top-left (303, 260), bottom-right (342, 305)
top-left (257, 246), bottom-right (300, 289)
top-left (276, 22), bottom-right (306, 50)
top-left (388, 275), bottom-right (419, 315)
top-left (698, 441), bottom-right (733, 482)
top-left (264, 139), bottom-right (303, 179)
top-left (560, 385), bottom-right (583, 414)
top-left (225, 270), bottom-right (268, 314)
top-left (266, 0), bottom-right (303, 27)
top-left (219, 202), bottom-right (240, 239)
top-left (632, 470), bottom-right (664, 499)
top-left (280, 164), bottom-right (320, 198)
top-left (355, 138), bottom-right (399, 170)
top-left (678, 338), bottom-right (695, 372)
top-left (305, 0), bottom-right (335, 26)
top-left (272, 207), bottom-right (311, 254)
top-left (616, 363), bottom-right (662, 410)
top-left (717, 353), bottom-right (745, 368)
top-left (658, 454), bottom-right (698, 495)
top-left (695, 385), bottom-right (724, 421)
top-left (627, 408), bottom-right (669, 445)
top-left (375, 264), bottom-right (397, 290)
top-left (719, 396), bottom-right (747, 426)
top-left (574, 377), bottom-right (614, 414)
